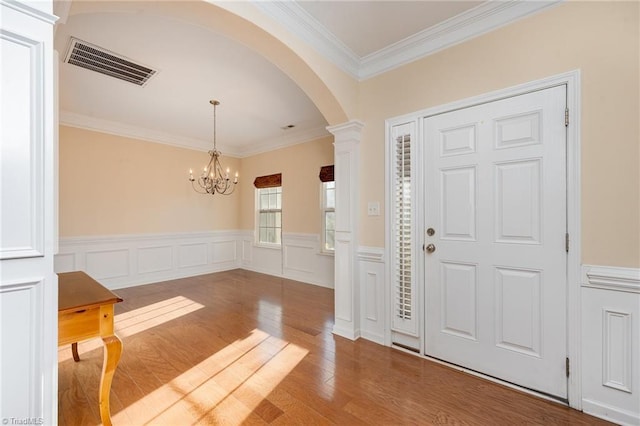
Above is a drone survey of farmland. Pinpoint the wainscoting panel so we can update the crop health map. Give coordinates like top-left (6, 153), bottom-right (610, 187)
top-left (358, 247), bottom-right (386, 344)
top-left (211, 240), bottom-right (237, 265)
top-left (0, 278), bottom-right (43, 417)
top-left (55, 232), bottom-right (243, 289)
top-left (283, 233), bottom-right (334, 288)
top-left (86, 248), bottom-right (130, 280)
top-left (241, 232), bottom-right (334, 289)
top-left (55, 252), bottom-right (76, 272)
top-left (581, 265), bottom-right (640, 426)
top-left (56, 231), bottom-right (333, 290)
top-left (138, 245), bottom-right (172, 275)
top-left (0, 29), bottom-right (44, 260)
top-left (178, 243), bottom-right (208, 269)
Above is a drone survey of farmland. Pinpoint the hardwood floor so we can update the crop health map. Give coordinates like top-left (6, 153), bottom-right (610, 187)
top-left (58, 270), bottom-right (608, 425)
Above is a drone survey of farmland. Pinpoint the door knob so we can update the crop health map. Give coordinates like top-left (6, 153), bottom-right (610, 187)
top-left (425, 244), bottom-right (436, 253)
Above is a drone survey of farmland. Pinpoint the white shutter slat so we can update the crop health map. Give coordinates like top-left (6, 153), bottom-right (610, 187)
top-left (391, 128), bottom-right (416, 332)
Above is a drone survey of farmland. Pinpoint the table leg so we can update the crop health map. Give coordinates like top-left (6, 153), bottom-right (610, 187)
top-left (99, 334), bottom-right (122, 426)
top-left (71, 342), bottom-right (80, 362)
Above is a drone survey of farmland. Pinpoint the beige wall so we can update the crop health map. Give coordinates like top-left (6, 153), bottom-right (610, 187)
top-left (238, 136), bottom-right (334, 234)
top-left (59, 126), bottom-right (333, 238)
top-left (59, 126), bottom-right (241, 236)
top-left (358, 1), bottom-right (639, 267)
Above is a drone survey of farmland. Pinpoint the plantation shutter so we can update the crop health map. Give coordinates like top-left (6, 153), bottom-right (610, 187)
top-left (391, 123), bottom-right (417, 336)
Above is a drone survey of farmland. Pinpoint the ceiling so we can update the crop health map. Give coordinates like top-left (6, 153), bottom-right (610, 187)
top-left (55, 1), bottom-right (558, 157)
top-left (296, 1), bottom-right (482, 58)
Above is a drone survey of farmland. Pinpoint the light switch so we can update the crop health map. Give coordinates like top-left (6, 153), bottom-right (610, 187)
top-left (367, 201), bottom-right (380, 216)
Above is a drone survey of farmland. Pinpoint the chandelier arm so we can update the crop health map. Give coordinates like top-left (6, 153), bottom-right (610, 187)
top-left (191, 180), bottom-right (210, 194)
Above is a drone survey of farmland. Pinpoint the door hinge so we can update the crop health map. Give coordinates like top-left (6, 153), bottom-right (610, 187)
top-left (565, 233), bottom-right (570, 253)
top-left (565, 108), bottom-right (569, 127)
top-left (566, 357), bottom-right (570, 377)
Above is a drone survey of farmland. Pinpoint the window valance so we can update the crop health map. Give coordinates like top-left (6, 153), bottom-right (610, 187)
top-left (253, 173), bottom-right (282, 188)
top-left (319, 165), bottom-right (334, 182)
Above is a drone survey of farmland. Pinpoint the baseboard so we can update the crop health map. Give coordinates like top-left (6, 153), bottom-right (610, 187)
top-left (332, 323), bottom-right (361, 341)
top-left (582, 399), bottom-right (640, 426)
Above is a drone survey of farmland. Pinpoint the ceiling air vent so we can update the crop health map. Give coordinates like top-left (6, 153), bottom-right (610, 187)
top-left (64, 37), bottom-right (157, 87)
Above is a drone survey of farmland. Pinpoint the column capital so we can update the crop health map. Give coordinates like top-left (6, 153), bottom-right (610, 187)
top-left (327, 120), bottom-right (364, 143)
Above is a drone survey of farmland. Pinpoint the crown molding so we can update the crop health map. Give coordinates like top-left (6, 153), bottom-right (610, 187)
top-left (253, 0), bottom-right (562, 81)
top-left (0, 0), bottom-right (58, 24)
top-left (359, 0), bottom-right (562, 79)
top-left (59, 111), bottom-right (218, 153)
top-left (234, 124), bottom-right (330, 157)
top-left (59, 111), bottom-right (329, 158)
top-left (251, 0), bottom-right (360, 79)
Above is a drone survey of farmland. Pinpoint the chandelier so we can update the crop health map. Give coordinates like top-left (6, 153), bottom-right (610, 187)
top-left (189, 100), bottom-right (238, 195)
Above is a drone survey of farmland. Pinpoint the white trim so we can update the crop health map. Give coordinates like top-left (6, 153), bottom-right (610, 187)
top-left (583, 265), bottom-right (640, 294)
top-left (0, 0), bottom-right (58, 25)
top-left (59, 111), bottom-right (213, 152)
top-left (253, 0), bottom-right (562, 81)
top-left (59, 111), bottom-right (329, 158)
top-left (251, 0), bottom-right (360, 79)
top-left (59, 230), bottom-right (241, 245)
top-left (582, 399), bottom-right (640, 426)
top-left (356, 246), bottom-right (384, 263)
top-left (52, 0), bottom-right (71, 27)
top-left (384, 69), bottom-right (582, 408)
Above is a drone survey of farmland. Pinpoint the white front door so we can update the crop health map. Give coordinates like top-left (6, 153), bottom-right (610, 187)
top-left (424, 86), bottom-right (567, 398)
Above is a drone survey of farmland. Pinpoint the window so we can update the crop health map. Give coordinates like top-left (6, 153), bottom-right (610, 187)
top-left (257, 186), bottom-right (282, 245)
top-left (322, 181), bottom-right (335, 252)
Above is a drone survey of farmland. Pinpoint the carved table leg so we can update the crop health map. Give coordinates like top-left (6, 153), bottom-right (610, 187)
top-left (99, 334), bottom-right (122, 426)
top-left (71, 342), bottom-right (80, 362)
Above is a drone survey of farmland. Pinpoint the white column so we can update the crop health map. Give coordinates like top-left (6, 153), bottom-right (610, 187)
top-left (327, 120), bottom-right (364, 340)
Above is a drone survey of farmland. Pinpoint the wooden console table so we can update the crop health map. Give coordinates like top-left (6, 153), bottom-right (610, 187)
top-left (58, 271), bottom-right (123, 426)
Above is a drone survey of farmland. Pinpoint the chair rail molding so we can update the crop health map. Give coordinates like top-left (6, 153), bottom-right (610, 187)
top-left (583, 265), bottom-right (640, 294)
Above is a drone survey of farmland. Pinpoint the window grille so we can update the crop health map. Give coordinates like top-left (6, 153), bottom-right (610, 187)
top-left (257, 186), bottom-right (282, 245)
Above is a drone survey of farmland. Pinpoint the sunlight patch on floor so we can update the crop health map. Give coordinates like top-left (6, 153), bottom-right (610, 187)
top-left (113, 328), bottom-right (309, 425)
top-left (58, 296), bottom-right (204, 362)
